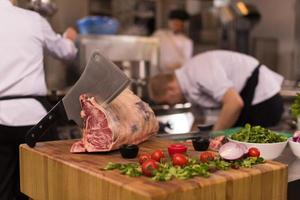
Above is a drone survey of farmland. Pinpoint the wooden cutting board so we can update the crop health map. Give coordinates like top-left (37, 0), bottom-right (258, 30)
top-left (19, 138), bottom-right (287, 200)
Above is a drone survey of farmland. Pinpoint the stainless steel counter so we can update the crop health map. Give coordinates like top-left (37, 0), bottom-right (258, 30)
top-left (275, 147), bottom-right (300, 200)
top-left (275, 147), bottom-right (300, 182)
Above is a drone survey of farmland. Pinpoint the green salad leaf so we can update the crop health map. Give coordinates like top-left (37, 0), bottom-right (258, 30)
top-left (230, 124), bottom-right (287, 143)
top-left (291, 93), bottom-right (300, 118)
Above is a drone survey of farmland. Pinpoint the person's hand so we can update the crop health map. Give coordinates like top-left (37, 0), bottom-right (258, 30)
top-left (166, 62), bottom-right (182, 70)
top-left (63, 27), bottom-right (78, 42)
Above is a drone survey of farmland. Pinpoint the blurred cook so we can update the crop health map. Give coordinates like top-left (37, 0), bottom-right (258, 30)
top-left (150, 50), bottom-right (284, 131)
top-left (0, 0), bottom-right (78, 199)
top-left (153, 9), bottom-right (193, 72)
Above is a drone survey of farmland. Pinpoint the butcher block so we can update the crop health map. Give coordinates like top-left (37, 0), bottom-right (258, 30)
top-left (19, 138), bottom-right (288, 200)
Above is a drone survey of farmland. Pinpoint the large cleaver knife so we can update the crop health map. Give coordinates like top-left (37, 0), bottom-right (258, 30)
top-left (25, 51), bottom-right (131, 147)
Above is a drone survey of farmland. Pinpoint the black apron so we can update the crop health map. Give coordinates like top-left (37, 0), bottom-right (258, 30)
top-left (0, 95), bottom-right (52, 112)
top-left (235, 64), bottom-right (261, 126)
top-left (234, 64), bottom-right (284, 127)
top-left (0, 96), bottom-right (54, 200)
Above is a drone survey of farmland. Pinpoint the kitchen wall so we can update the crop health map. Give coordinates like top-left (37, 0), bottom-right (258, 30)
top-left (249, 0), bottom-right (299, 80)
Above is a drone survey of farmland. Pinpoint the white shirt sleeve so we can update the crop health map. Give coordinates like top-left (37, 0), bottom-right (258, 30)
top-left (40, 17), bottom-right (78, 61)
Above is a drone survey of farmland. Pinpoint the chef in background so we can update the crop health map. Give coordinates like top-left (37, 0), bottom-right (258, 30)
top-left (149, 50), bottom-right (284, 131)
top-left (153, 9), bottom-right (193, 72)
top-left (0, 0), bottom-right (78, 199)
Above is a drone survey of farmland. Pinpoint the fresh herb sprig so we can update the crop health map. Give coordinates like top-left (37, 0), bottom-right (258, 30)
top-left (104, 162), bottom-right (142, 177)
top-left (103, 156), bottom-right (265, 181)
top-left (152, 160), bottom-right (210, 181)
top-left (237, 157), bottom-right (265, 168)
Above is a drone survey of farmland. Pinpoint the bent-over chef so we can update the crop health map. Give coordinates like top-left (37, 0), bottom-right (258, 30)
top-left (149, 50), bottom-right (284, 131)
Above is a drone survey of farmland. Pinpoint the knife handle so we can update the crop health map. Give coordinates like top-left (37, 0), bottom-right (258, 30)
top-left (25, 101), bottom-right (66, 148)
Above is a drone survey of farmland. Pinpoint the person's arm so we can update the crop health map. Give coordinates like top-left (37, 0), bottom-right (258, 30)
top-left (213, 88), bottom-right (244, 131)
top-left (40, 17), bottom-right (78, 61)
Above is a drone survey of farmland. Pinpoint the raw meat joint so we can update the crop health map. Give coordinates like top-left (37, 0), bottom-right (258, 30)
top-left (71, 89), bottom-right (159, 153)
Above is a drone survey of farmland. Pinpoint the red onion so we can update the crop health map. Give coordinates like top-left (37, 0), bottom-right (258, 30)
top-left (293, 131), bottom-right (300, 142)
top-left (219, 142), bottom-right (248, 160)
top-left (293, 136), bottom-right (300, 143)
top-left (294, 131), bottom-right (300, 138)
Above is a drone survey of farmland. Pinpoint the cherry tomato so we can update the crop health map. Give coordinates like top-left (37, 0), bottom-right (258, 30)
top-left (141, 159), bottom-right (159, 177)
top-left (248, 147), bottom-right (260, 157)
top-left (138, 153), bottom-right (151, 164)
top-left (199, 151), bottom-right (215, 163)
top-left (151, 150), bottom-right (165, 162)
top-left (172, 153), bottom-right (188, 167)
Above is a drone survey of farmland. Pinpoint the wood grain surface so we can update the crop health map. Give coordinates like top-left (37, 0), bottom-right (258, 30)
top-left (20, 138), bottom-right (288, 200)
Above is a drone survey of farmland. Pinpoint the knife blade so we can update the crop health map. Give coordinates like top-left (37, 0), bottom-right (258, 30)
top-left (156, 131), bottom-right (211, 140)
top-left (25, 51), bottom-right (131, 147)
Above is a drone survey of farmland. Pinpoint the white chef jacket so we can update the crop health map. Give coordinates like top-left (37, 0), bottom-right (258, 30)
top-left (153, 30), bottom-right (193, 72)
top-left (0, 0), bottom-right (78, 126)
top-left (175, 50), bottom-right (284, 108)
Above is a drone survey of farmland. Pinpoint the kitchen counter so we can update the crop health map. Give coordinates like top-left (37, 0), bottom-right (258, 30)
top-left (157, 132), bottom-right (300, 183)
top-left (20, 138), bottom-right (287, 200)
top-left (275, 147), bottom-right (300, 182)
top-left (275, 147), bottom-right (300, 200)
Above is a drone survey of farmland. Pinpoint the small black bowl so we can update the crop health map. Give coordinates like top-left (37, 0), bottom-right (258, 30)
top-left (192, 137), bottom-right (210, 151)
top-left (120, 144), bottom-right (139, 159)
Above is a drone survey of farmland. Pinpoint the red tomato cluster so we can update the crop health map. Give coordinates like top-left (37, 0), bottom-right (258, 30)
top-left (138, 146), bottom-right (189, 176)
top-left (135, 143), bottom-right (260, 177)
top-left (138, 153), bottom-right (151, 165)
top-left (138, 150), bottom-right (165, 177)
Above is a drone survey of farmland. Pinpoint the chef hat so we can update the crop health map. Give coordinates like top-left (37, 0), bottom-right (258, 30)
top-left (168, 9), bottom-right (190, 21)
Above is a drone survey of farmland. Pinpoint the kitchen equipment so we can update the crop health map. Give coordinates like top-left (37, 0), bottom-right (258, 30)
top-left (77, 16), bottom-right (119, 35)
top-left (79, 35), bottom-right (159, 75)
top-left (214, 1), bottom-right (261, 53)
top-left (119, 144), bottom-right (139, 159)
top-left (115, 60), bottom-right (151, 101)
top-left (79, 35), bottom-right (159, 101)
top-left (192, 137), bottom-right (210, 151)
top-left (153, 102), bottom-right (194, 134)
top-left (20, 138), bottom-right (287, 200)
top-left (25, 51), bottom-right (130, 148)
